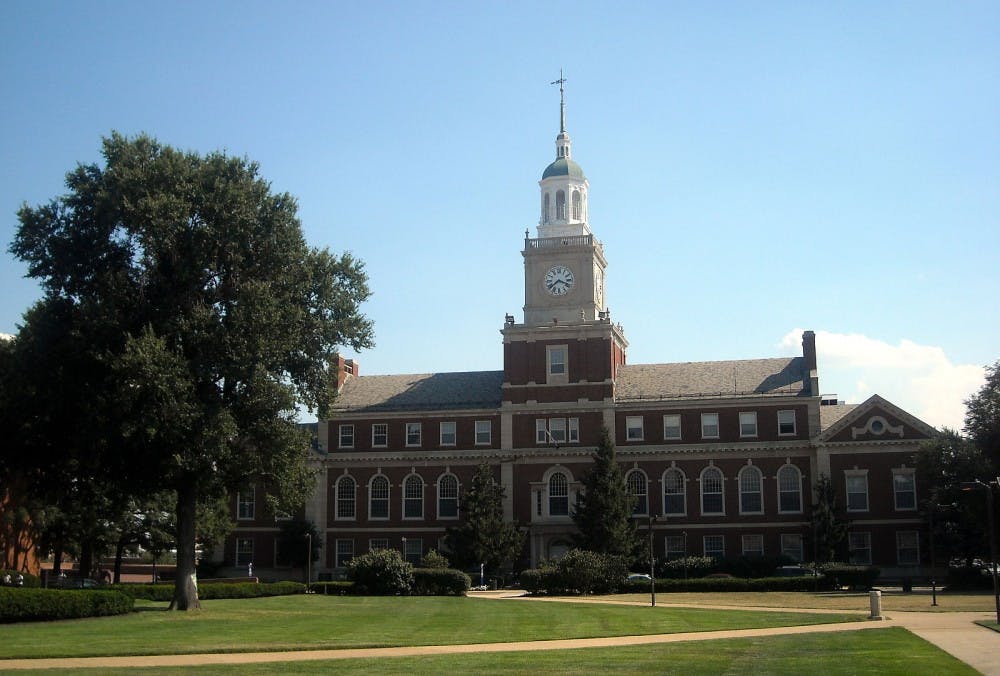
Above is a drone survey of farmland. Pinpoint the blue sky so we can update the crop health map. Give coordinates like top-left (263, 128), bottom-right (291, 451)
top-left (2, 1), bottom-right (997, 429)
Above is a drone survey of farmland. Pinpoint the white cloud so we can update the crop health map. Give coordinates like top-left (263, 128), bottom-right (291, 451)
top-left (0, 333), bottom-right (12, 342)
top-left (780, 329), bottom-right (985, 431)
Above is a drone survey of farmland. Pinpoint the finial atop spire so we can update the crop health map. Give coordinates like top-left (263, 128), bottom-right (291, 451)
top-left (550, 69), bottom-right (567, 134)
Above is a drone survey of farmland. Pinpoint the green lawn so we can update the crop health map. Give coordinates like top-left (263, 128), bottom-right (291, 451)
top-left (26, 628), bottom-right (974, 675)
top-left (0, 595), bottom-right (861, 659)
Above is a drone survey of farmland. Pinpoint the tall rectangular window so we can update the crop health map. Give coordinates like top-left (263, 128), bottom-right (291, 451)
top-left (780, 534), bottom-right (804, 563)
top-left (893, 471), bottom-right (916, 510)
top-left (849, 532), bottom-right (872, 565)
top-left (335, 539), bottom-right (354, 568)
top-left (440, 421), bottom-right (456, 446)
top-left (897, 531), bottom-right (919, 566)
top-left (372, 423), bottom-right (388, 447)
top-left (338, 424), bottom-right (354, 448)
top-left (741, 534), bottom-right (764, 557)
top-left (703, 535), bottom-right (725, 560)
top-left (846, 473), bottom-right (869, 512)
top-left (235, 538), bottom-right (253, 567)
top-left (777, 410), bottom-right (796, 436)
top-left (547, 345), bottom-right (567, 378)
top-left (626, 416), bottom-right (644, 441)
top-left (549, 418), bottom-right (567, 442)
top-left (369, 538), bottom-right (389, 552)
top-left (739, 412), bottom-right (758, 438)
top-left (701, 413), bottom-right (720, 439)
top-left (237, 488), bottom-right (255, 520)
top-left (475, 420), bottom-right (491, 445)
top-left (664, 535), bottom-right (686, 560)
top-left (568, 418), bottom-right (580, 443)
top-left (406, 422), bottom-right (422, 447)
top-left (404, 538), bottom-right (423, 566)
top-left (536, 418), bottom-right (549, 444)
top-left (663, 414), bottom-right (681, 440)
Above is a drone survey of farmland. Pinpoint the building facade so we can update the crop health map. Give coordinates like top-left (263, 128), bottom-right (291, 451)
top-left (224, 95), bottom-right (935, 581)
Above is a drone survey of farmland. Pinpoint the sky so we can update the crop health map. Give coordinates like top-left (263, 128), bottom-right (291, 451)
top-left (1, 1), bottom-right (997, 430)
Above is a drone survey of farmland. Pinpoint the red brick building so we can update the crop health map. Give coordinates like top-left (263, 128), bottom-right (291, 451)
top-left (223, 94), bottom-right (935, 581)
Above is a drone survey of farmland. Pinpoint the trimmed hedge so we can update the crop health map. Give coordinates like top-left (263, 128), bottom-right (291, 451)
top-left (620, 575), bottom-right (834, 593)
top-left (519, 550), bottom-right (630, 595)
top-left (309, 581), bottom-right (356, 595)
top-left (0, 569), bottom-right (41, 588)
top-left (348, 549), bottom-right (414, 595)
top-left (657, 556), bottom-right (719, 579)
top-left (819, 564), bottom-right (881, 590)
top-left (112, 581), bottom-right (305, 601)
top-left (411, 568), bottom-right (471, 596)
top-left (0, 588), bottom-right (133, 623)
top-left (946, 566), bottom-right (996, 590)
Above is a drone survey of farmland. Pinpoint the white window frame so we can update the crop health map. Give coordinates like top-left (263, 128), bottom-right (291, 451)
top-left (741, 534), bottom-right (764, 557)
top-left (663, 414), bottom-right (682, 440)
top-left (780, 534), bottom-right (804, 563)
top-left (536, 418), bottom-right (549, 444)
top-left (626, 416), bottom-right (644, 441)
top-left (403, 474), bottom-right (424, 520)
top-left (777, 409), bottom-right (797, 436)
top-left (369, 475), bottom-right (390, 520)
top-left (372, 423), bottom-right (388, 448)
top-left (369, 538), bottom-right (389, 552)
top-left (235, 537), bottom-right (253, 567)
top-left (548, 472), bottom-right (569, 517)
top-left (664, 535), bottom-right (686, 560)
top-left (626, 469), bottom-right (648, 517)
top-left (700, 466), bottom-right (725, 515)
top-left (897, 531), bottom-right (920, 566)
top-left (703, 535), bottom-right (725, 560)
top-left (701, 413), bottom-right (720, 439)
top-left (568, 418), bottom-right (580, 443)
top-left (405, 422), bottom-right (422, 447)
top-left (738, 465), bottom-right (764, 515)
top-left (663, 467), bottom-right (687, 516)
top-left (437, 473), bottom-right (459, 519)
top-left (845, 470), bottom-right (869, 512)
top-left (237, 487), bottom-right (255, 521)
top-left (404, 538), bottom-right (423, 566)
top-left (739, 411), bottom-right (758, 438)
top-left (849, 532), bottom-right (872, 565)
top-left (335, 475), bottom-right (356, 520)
top-left (537, 418), bottom-right (579, 444)
top-left (335, 539), bottom-right (354, 568)
top-left (546, 344), bottom-right (568, 381)
top-left (338, 424), bottom-right (354, 448)
top-left (475, 420), bottom-right (491, 445)
top-left (893, 470), bottom-right (917, 511)
top-left (440, 421), bottom-right (456, 446)
top-left (777, 464), bottom-right (803, 514)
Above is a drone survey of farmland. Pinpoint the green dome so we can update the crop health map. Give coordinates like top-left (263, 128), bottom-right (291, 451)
top-left (542, 157), bottom-right (586, 180)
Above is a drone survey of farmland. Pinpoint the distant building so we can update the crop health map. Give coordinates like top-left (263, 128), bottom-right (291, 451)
top-left (223, 92), bottom-right (934, 581)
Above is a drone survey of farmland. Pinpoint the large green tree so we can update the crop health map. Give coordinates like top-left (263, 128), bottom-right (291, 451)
top-left (445, 463), bottom-right (523, 575)
top-left (572, 427), bottom-right (641, 559)
top-left (810, 474), bottom-right (848, 564)
top-left (11, 133), bottom-right (373, 609)
top-left (965, 360), bottom-right (1000, 471)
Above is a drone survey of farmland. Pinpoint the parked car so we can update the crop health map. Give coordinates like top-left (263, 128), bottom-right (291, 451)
top-left (627, 573), bottom-right (652, 583)
top-left (774, 565), bottom-right (818, 577)
top-left (56, 577), bottom-right (100, 589)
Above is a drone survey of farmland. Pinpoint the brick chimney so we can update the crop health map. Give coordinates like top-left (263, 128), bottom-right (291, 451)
top-left (333, 355), bottom-right (358, 391)
top-left (801, 331), bottom-right (819, 396)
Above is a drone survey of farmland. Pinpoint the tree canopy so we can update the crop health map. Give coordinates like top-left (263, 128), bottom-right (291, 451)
top-left (965, 360), bottom-right (1000, 471)
top-left (572, 427), bottom-right (641, 560)
top-left (10, 132), bottom-right (373, 608)
top-left (444, 463), bottom-right (523, 574)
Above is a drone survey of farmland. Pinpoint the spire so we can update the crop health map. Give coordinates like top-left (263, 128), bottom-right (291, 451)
top-left (551, 69), bottom-right (567, 134)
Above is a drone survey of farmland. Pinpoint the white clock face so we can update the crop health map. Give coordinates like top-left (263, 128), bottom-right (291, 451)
top-left (544, 265), bottom-right (575, 296)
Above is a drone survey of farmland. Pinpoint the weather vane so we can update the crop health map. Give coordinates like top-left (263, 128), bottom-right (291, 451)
top-left (550, 69), bottom-right (567, 133)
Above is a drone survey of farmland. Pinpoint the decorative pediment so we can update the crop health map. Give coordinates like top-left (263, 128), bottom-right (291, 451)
top-left (818, 394), bottom-right (936, 443)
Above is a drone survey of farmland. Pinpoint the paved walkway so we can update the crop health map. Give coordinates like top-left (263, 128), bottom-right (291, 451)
top-left (0, 595), bottom-right (996, 672)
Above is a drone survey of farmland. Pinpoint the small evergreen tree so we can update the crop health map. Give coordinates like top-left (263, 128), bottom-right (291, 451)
top-left (444, 463), bottom-right (523, 574)
top-left (811, 474), bottom-right (848, 563)
top-left (572, 427), bottom-right (641, 559)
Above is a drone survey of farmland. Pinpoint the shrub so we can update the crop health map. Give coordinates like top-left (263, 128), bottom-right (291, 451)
top-left (657, 556), bottom-right (718, 579)
top-left (621, 575), bottom-right (834, 593)
top-left (518, 550), bottom-right (629, 595)
top-left (112, 581), bottom-right (305, 601)
top-left (0, 570), bottom-right (41, 588)
top-left (945, 566), bottom-right (996, 590)
top-left (819, 564), bottom-right (881, 590)
top-left (519, 569), bottom-right (545, 594)
top-left (723, 556), bottom-right (785, 579)
top-left (420, 550), bottom-right (451, 569)
top-left (347, 549), bottom-right (413, 595)
top-left (309, 581), bottom-right (356, 595)
top-left (0, 588), bottom-right (133, 623)
top-left (412, 568), bottom-right (471, 595)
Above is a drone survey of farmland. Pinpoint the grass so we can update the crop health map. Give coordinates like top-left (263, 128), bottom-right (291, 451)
top-left (20, 628), bottom-right (974, 675)
top-left (0, 595), bottom-right (862, 659)
top-left (600, 589), bottom-right (1000, 612)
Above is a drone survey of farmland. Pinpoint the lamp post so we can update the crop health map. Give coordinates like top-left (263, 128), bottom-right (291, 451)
top-left (305, 532), bottom-right (312, 589)
top-left (401, 537), bottom-right (407, 563)
top-left (961, 478), bottom-right (1000, 625)
top-left (648, 514), bottom-right (657, 607)
top-left (928, 502), bottom-right (937, 607)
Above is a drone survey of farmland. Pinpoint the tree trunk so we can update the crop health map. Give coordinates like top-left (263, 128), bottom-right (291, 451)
top-left (169, 480), bottom-right (201, 610)
top-left (79, 540), bottom-right (94, 581)
top-left (52, 545), bottom-right (63, 577)
top-left (113, 536), bottom-right (126, 584)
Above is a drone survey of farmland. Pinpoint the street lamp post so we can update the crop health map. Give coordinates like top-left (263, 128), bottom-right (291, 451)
top-left (682, 531), bottom-right (688, 591)
top-left (928, 502), bottom-right (937, 607)
top-left (648, 514), bottom-right (657, 607)
top-left (305, 532), bottom-right (312, 589)
top-left (961, 478), bottom-right (1000, 625)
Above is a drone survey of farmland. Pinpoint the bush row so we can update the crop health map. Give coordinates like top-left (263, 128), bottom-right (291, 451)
top-left (520, 550), bottom-right (629, 595)
top-left (111, 581), bottom-right (305, 601)
top-left (412, 568), bottom-right (471, 596)
top-left (309, 581), bottom-right (356, 595)
top-left (622, 575), bottom-right (836, 593)
top-left (0, 569), bottom-right (41, 588)
top-left (946, 566), bottom-right (997, 590)
top-left (0, 588), bottom-right (133, 623)
top-left (818, 564), bottom-right (881, 590)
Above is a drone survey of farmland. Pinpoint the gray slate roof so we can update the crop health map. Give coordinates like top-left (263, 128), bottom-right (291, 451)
top-left (819, 403), bottom-right (856, 431)
top-left (332, 371), bottom-right (504, 412)
top-left (615, 357), bottom-right (806, 401)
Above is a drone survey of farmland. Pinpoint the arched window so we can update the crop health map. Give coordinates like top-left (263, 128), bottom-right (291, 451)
top-left (663, 468), bottom-right (686, 515)
top-left (778, 465), bottom-right (803, 513)
top-left (404, 474), bottom-right (424, 519)
top-left (438, 473), bottom-right (459, 518)
top-left (556, 190), bottom-right (566, 220)
top-left (549, 472), bottom-right (568, 516)
top-left (542, 193), bottom-right (550, 224)
top-left (370, 475), bottom-right (389, 519)
top-left (700, 467), bottom-right (724, 515)
top-left (627, 470), bottom-right (648, 516)
top-left (739, 466), bottom-right (763, 514)
top-left (571, 190), bottom-right (581, 220)
top-left (336, 476), bottom-right (356, 519)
